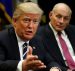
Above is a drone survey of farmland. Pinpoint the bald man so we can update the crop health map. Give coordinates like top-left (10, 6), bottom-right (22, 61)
top-left (38, 3), bottom-right (75, 71)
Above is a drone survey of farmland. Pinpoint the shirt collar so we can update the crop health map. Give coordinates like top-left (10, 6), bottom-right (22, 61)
top-left (49, 22), bottom-right (66, 36)
top-left (15, 33), bottom-right (29, 47)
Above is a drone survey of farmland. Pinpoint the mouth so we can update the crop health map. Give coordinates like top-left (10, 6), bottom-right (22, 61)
top-left (25, 31), bottom-right (33, 35)
top-left (56, 25), bottom-right (63, 28)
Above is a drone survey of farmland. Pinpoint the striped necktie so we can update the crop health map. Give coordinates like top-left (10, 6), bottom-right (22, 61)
top-left (22, 42), bottom-right (28, 59)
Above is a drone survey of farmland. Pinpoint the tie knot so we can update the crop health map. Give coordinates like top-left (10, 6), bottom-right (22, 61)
top-left (23, 42), bottom-right (28, 48)
top-left (57, 32), bottom-right (61, 36)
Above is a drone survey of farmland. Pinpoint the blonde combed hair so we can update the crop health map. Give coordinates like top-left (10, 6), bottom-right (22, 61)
top-left (13, 2), bottom-right (43, 19)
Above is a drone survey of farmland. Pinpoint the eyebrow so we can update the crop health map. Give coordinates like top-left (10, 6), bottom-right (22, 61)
top-left (23, 16), bottom-right (30, 18)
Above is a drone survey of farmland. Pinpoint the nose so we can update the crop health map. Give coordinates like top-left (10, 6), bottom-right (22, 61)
top-left (28, 21), bottom-right (33, 28)
top-left (60, 18), bottom-right (64, 23)
top-left (59, 18), bottom-right (64, 25)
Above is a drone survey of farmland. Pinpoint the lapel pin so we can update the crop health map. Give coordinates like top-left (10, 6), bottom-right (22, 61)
top-left (33, 46), bottom-right (36, 49)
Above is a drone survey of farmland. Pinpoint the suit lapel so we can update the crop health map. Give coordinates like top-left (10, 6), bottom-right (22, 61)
top-left (43, 24), bottom-right (65, 65)
top-left (8, 27), bottom-right (20, 60)
top-left (29, 37), bottom-right (38, 50)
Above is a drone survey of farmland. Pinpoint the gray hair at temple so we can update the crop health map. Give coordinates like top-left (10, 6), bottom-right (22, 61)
top-left (52, 3), bottom-right (72, 16)
top-left (13, 2), bottom-right (43, 19)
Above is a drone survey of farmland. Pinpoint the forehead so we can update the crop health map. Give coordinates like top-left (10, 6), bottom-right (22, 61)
top-left (53, 4), bottom-right (71, 16)
top-left (20, 13), bottom-right (41, 19)
top-left (54, 8), bottom-right (70, 17)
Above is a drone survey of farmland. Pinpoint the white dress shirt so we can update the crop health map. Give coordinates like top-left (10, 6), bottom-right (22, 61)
top-left (16, 34), bottom-right (30, 71)
top-left (49, 22), bottom-right (75, 65)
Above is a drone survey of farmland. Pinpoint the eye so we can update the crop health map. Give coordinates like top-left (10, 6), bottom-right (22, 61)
top-left (22, 18), bottom-right (30, 23)
top-left (56, 15), bottom-right (62, 19)
top-left (64, 17), bottom-right (70, 20)
top-left (33, 19), bottom-right (39, 24)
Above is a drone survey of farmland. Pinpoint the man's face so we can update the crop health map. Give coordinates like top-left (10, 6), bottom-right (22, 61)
top-left (49, 8), bottom-right (71, 32)
top-left (13, 13), bottom-right (41, 41)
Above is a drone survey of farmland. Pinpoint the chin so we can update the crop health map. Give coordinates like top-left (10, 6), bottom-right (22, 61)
top-left (25, 36), bottom-right (34, 40)
top-left (56, 28), bottom-right (63, 32)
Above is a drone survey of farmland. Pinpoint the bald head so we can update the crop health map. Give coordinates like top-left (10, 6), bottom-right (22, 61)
top-left (49, 3), bottom-right (72, 32)
top-left (52, 3), bottom-right (72, 16)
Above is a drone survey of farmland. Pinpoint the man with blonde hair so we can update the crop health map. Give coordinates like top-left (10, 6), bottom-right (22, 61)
top-left (0, 2), bottom-right (61, 71)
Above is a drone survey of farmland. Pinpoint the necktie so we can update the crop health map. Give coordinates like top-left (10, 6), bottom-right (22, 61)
top-left (22, 42), bottom-right (28, 59)
top-left (58, 33), bottom-right (75, 70)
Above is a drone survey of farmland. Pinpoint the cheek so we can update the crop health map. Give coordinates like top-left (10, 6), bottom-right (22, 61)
top-left (52, 19), bottom-right (57, 26)
top-left (19, 23), bottom-right (27, 31)
top-left (33, 25), bottom-right (38, 33)
top-left (51, 17), bottom-right (57, 23)
top-left (16, 27), bottom-right (22, 34)
top-left (15, 24), bottom-right (24, 34)
top-left (64, 23), bottom-right (69, 27)
top-left (53, 17), bottom-right (58, 22)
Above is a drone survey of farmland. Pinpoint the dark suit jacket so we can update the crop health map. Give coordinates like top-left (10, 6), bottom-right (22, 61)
top-left (0, 27), bottom-right (60, 71)
top-left (37, 24), bottom-right (75, 71)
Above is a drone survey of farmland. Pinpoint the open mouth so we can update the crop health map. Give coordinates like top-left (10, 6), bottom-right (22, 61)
top-left (26, 31), bottom-right (33, 35)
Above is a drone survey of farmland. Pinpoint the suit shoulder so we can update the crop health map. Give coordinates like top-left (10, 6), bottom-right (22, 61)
top-left (0, 29), bottom-right (8, 39)
top-left (37, 25), bottom-right (47, 35)
top-left (31, 35), bottom-right (42, 42)
top-left (66, 25), bottom-right (75, 31)
top-left (0, 27), bottom-right (14, 41)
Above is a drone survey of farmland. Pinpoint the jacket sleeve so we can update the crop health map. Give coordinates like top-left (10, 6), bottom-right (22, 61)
top-left (0, 60), bottom-right (19, 71)
top-left (0, 41), bottom-right (19, 71)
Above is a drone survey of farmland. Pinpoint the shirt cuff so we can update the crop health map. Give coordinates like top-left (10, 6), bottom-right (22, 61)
top-left (50, 67), bottom-right (61, 71)
top-left (17, 60), bottom-right (24, 71)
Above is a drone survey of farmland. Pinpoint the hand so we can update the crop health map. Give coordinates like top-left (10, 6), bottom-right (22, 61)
top-left (22, 46), bottom-right (46, 71)
top-left (50, 67), bottom-right (61, 71)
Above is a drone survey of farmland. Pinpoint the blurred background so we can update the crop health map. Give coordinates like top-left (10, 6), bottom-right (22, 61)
top-left (0, 0), bottom-right (74, 31)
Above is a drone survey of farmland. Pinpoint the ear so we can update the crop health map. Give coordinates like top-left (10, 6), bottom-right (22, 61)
top-left (12, 18), bottom-right (17, 27)
top-left (49, 11), bottom-right (52, 19)
top-left (12, 18), bottom-right (17, 23)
